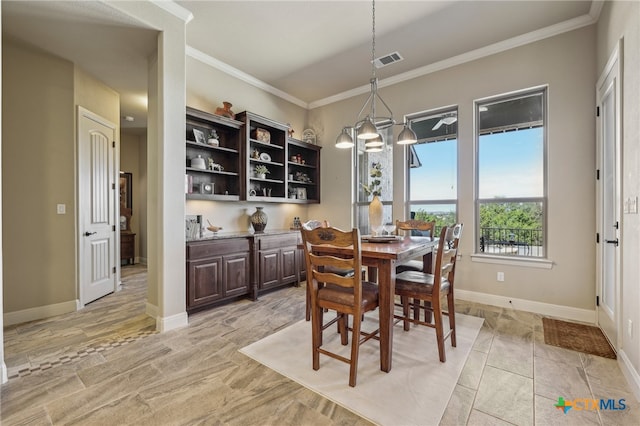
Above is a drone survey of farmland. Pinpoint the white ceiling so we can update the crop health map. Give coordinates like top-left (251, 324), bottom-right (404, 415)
top-left (2, 0), bottom-right (600, 128)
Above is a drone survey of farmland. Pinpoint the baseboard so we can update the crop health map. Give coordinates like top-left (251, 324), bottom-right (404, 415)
top-left (3, 299), bottom-right (79, 326)
top-left (456, 289), bottom-right (596, 323)
top-left (156, 311), bottom-right (189, 332)
top-left (145, 302), bottom-right (188, 332)
top-left (617, 349), bottom-right (640, 402)
top-left (145, 301), bottom-right (158, 319)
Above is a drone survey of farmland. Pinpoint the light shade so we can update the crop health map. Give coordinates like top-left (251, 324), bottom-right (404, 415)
top-left (335, 128), bottom-right (354, 148)
top-left (357, 117), bottom-right (379, 140)
top-left (364, 133), bottom-right (384, 147)
top-left (397, 125), bottom-right (417, 145)
top-left (365, 145), bottom-right (383, 153)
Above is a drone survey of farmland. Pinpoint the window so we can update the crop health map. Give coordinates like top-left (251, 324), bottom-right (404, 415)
top-left (406, 108), bottom-right (458, 233)
top-left (476, 88), bottom-right (546, 257)
top-left (354, 127), bottom-right (393, 235)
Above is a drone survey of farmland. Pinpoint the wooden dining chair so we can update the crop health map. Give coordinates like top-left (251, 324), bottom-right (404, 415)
top-left (394, 223), bottom-right (463, 362)
top-left (395, 219), bottom-right (436, 273)
top-left (301, 226), bottom-right (380, 387)
top-left (302, 220), bottom-right (355, 321)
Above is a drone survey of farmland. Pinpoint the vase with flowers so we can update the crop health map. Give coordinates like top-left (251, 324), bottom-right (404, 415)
top-left (362, 162), bottom-right (384, 235)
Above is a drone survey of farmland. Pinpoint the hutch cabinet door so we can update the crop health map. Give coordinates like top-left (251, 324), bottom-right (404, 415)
top-left (259, 249), bottom-right (281, 289)
top-left (223, 252), bottom-right (250, 297)
top-left (281, 247), bottom-right (298, 283)
top-left (188, 257), bottom-right (223, 307)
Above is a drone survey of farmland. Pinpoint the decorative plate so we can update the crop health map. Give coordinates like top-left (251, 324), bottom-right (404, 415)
top-left (302, 128), bottom-right (316, 145)
top-left (259, 152), bottom-right (271, 162)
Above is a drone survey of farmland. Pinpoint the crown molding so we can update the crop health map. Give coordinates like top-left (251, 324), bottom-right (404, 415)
top-left (150, 0), bottom-right (193, 23)
top-left (186, 46), bottom-right (309, 109)
top-left (187, 10), bottom-right (599, 111)
top-left (309, 13), bottom-right (598, 109)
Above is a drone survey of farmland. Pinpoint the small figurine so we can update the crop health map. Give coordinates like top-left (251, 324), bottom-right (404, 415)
top-left (208, 129), bottom-right (219, 146)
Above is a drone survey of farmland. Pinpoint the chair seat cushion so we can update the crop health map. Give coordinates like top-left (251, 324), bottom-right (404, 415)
top-left (395, 259), bottom-right (424, 273)
top-left (323, 266), bottom-right (355, 277)
top-left (395, 270), bottom-right (450, 296)
top-left (318, 281), bottom-right (379, 309)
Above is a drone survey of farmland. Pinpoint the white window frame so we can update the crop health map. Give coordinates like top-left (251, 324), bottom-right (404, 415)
top-left (472, 86), bottom-right (551, 267)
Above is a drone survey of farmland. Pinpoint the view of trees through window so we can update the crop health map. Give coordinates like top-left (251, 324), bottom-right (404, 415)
top-left (406, 108), bottom-right (458, 236)
top-left (476, 88), bottom-right (546, 257)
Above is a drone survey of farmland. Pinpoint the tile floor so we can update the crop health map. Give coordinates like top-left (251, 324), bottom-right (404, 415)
top-left (2, 265), bottom-right (639, 425)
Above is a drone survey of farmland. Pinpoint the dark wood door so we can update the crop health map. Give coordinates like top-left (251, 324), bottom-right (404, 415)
top-left (259, 249), bottom-right (280, 288)
top-left (224, 252), bottom-right (250, 297)
top-left (187, 257), bottom-right (223, 308)
top-left (281, 247), bottom-right (297, 283)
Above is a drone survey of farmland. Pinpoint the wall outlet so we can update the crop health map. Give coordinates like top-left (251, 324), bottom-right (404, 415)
top-left (628, 319), bottom-right (633, 337)
top-left (56, 204), bottom-right (66, 214)
top-left (497, 272), bottom-right (505, 282)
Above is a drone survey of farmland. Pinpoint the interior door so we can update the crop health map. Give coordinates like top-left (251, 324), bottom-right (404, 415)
top-left (78, 107), bottom-right (117, 305)
top-left (596, 43), bottom-right (621, 348)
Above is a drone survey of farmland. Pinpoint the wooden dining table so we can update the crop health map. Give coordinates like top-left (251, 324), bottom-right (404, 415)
top-left (313, 235), bottom-right (439, 372)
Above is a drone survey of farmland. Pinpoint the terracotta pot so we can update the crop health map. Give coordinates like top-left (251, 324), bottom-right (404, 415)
top-left (215, 101), bottom-right (235, 119)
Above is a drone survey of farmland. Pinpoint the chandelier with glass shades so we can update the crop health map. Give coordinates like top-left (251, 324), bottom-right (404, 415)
top-left (335, 0), bottom-right (417, 150)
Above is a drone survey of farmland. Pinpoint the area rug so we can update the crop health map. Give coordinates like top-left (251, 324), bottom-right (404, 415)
top-left (240, 313), bottom-right (484, 426)
top-left (542, 317), bottom-right (616, 359)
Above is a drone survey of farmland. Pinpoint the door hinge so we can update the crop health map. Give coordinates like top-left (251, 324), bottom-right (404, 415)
top-left (596, 169), bottom-right (600, 180)
top-left (112, 141), bottom-right (116, 148)
top-left (113, 266), bottom-right (116, 273)
top-left (615, 221), bottom-right (619, 230)
top-left (112, 183), bottom-right (115, 190)
top-left (596, 233), bottom-right (600, 243)
top-left (596, 295), bottom-right (600, 306)
top-left (596, 106), bottom-right (600, 117)
top-left (113, 225), bottom-right (116, 232)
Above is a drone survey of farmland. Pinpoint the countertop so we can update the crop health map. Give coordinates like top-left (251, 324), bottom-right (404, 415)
top-left (186, 228), bottom-right (300, 243)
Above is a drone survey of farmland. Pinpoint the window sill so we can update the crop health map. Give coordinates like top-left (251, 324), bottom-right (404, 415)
top-left (470, 253), bottom-right (553, 269)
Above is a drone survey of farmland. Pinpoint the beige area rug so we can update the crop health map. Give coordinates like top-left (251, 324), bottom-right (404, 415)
top-left (240, 313), bottom-right (484, 426)
top-left (543, 317), bottom-right (616, 359)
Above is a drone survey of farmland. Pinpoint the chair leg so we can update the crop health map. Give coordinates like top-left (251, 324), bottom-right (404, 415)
top-left (349, 310), bottom-right (362, 387)
top-left (432, 298), bottom-right (446, 362)
top-left (447, 292), bottom-right (456, 347)
top-left (412, 298), bottom-right (420, 323)
top-left (401, 296), bottom-right (411, 331)
top-left (311, 305), bottom-right (323, 370)
top-left (339, 314), bottom-right (349, 345)
top-left (305, 285), bottom-right (311, 321)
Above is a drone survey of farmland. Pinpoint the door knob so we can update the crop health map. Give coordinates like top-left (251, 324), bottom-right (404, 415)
top-left (605, 238), bottom-right (619, 246)
top-left (84, 231), bottom-right (97, 237)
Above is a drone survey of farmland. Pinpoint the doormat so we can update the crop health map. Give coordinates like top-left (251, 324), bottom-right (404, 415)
top-left (542, 318), bottom-right (616, 359)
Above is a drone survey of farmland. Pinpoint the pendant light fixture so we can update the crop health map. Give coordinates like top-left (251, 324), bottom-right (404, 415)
top-left (335, 0), bottom-right (417, 149)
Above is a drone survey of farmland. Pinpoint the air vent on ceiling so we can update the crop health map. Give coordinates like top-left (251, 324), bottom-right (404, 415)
top-left (372, 51), bottom-right (404, 69)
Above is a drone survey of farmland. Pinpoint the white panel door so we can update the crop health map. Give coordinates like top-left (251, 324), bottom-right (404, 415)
top-left (596, 44), bottom-right (621, 348)
top-left (79, 108), bottom-right (117, 304)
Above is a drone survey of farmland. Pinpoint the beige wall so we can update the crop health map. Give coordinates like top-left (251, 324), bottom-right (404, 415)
top-left (310, 26), bottom-right (597, 312)
top-left (2, 38), bottom-right (76, 312)
top-left (186, 57), bottom-right (311, 231)
top-left (1, 38), bottom-right (119, 316)
top-left (597, 0), bottom-right (640, 381)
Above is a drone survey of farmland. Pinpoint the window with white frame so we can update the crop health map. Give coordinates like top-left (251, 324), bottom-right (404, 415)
top-left (405, 108), bottom-right (458, 234)
top-left (476, 88), bottom-right (547, 258)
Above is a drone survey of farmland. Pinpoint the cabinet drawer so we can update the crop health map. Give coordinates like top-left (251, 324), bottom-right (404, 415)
top-left (187, 238), bottom-right (250, 260)
top-left (257, 234), bottom-right (299, 250)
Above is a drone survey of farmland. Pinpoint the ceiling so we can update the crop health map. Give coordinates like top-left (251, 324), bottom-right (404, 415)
top-left (2, 1), bottom-right (600, 129)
